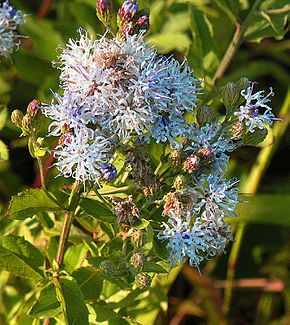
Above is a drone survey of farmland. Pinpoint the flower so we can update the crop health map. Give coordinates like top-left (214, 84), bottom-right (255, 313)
top-left (117, 0), bottom-right (139, 26)
top-left (189, 174), bottom-right (239, 220)
top-left (53, 128), bottom-right (113, 183)
top-left (235, 82), bottom-right (277, 133)
top-left (0, 1), bottom-right (26, 57)
top-left (55, 30), bottom-right (200, 140)
top-left (185, 123), bottom-right (236, 173)
top-left (100, 163), bottom-right (117, 180)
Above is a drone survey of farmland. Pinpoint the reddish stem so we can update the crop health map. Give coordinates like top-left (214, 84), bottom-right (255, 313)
top-left (37, 0), bottom-right (53, 19)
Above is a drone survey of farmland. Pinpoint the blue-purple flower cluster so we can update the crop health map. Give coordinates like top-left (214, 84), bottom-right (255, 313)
top-left (0, 0), bottom-right (26, 57)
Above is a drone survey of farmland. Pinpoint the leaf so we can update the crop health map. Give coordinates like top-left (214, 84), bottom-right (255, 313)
top-left (230, 194), bottom-right (290, 226)
top-left (132, 218), bottom-right (150, 230)
top-left (0, 140), bottom-right (9, 161)
top-left (244, 0), bottom-right (289, 42)
top-left (72, 267), bottom-right (103, 302)
top-left (29, 283), bottom-right (61, 318)
top-left (143, 262), bottom-right (168, 274)
top-left (63, 243), bottom-right (88, 273)
top-left (0, 107), bottom-right (8, 131)
top-left (243, 128), bottom-right (268, 146)
top-left (0, 235), bottom-right (44, 280)
top-left (59, 277), bottom-right (89, 325)
top-left (6, 188), bottom-right (63, 220)
top-left (79, 198), bottom-right (117, 223)
top-left (147, 32), bottom-right (191, 53)
top-left (91, 303), bottom-right (131, 325)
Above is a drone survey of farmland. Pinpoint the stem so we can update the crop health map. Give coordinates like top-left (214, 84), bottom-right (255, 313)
top-left (223, 89), bottom-right (290, 321)
top-left (55, 183), bottom-right (81, 267)
top-left (212, 0), bottom-right (263, 85)
top-left (36, 156), bottom-right (46, 190)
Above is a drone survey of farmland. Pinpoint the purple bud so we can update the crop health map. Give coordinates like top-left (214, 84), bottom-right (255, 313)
top-left (96, 0), bottom-right (112, 27)
top-left (101, 163), bottom-right (117, 180)
top-left (117, 0), bottom-right (138, 27)
top-left (117, 21), bottom-right (134, 40)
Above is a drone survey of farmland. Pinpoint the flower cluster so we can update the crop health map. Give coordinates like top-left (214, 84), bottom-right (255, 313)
top-left (0, 0), bottom-right (26, 57)
top-left (42, 27), bottom-right (200, 183)
top-left (235, 82), bottom-right (277, 133)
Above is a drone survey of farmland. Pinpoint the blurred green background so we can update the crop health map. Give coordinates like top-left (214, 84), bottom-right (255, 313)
top-left (0, 0), bottom-right (289, 324)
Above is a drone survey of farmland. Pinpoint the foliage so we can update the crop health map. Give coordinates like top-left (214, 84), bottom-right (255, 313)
top-left (0, 1), bottom-right (289, 325)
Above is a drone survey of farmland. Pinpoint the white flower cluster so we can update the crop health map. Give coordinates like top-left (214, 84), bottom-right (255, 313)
top-left (43, 30), bottom-right (201, 182)
top-left (0, 0), bottom-right (26, 57)
top-left (158, 175), bottom-right (238, 268)
top-left (235, 82), bottom-right (277, 133)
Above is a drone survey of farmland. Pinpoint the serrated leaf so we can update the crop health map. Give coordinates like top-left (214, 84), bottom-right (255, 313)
top-left (6, 188), bottom-right (63, 220)
top-left (153, 235), bottom-right (170, 261)
top-left (0, 235), bottom-right (44, 280)
top-left (72, 267), bottom-right (103, 302)
top-left (59, 277), bottom-right (89, 325)
top-left (243, 128), bottom-right (268, 146)
top-left (0, 107), bottom-right (8, 131)
top-left (91, 303), bottom-right (130, 325)
top-left (79, 198), bottom-right (117, 223)
top-left (0, 139), bottom-right (9, 161)
top-left (143, 262), bottom-right (168, 274)
top-left (29, 283), bottom-right (61, 318)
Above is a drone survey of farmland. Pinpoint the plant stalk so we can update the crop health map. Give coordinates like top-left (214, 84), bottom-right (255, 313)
top-left (212, 0), bottom-right (263, 85)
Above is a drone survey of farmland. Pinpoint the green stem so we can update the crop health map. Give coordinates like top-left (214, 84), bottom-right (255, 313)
top-left (223, 89), bottom-right (290, 321)
top-left (212, 0), bottom-right (263, 85)
top-left (36, 155), bottom-right (46, 190)
top-left (55, 183), bottom-right (81, 268)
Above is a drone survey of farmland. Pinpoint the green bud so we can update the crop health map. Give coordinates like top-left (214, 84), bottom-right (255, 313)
top-left (229, 121), bottom-right (246, 139)
top-left (21, 114), bottom-right (32, 134)
top-left (169, 150), bottom-right (182, 166)
top-left (130, 252), bottom-right (147, 270)
top-left (11, 109), bottom-right (24, 128)
top-left (221, 78), bottom-right (248, 115)
top-left (173, 175), bottom-right (186, 191)
top-left (135, 272), bottom-right (151, 289)
top-left (196, 106), bottom-right (213, 126)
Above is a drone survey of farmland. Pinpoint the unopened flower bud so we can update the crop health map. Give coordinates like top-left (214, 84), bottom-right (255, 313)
top-left (135, 272), bottom-right (151, 289)
top-left (96, 0), bottom-right (112, 27)
top-left (196, 106), bottom-right (213, 126)
top-left (27, 99), bottom-right (41, 117)
top-left (130, 252), bottom-right (146, 270)
top-left (100, 260), bottom-right (118, 276)
top-left (229, 121), bottom-right (246, 139)
top-left (221, 78), bottom-right (248, 114)
top-left (117, 21), bottom-right (134, 40)
top-left (21, 114), bottom-right (32, 134)
top-left (11, 109), bottom-right (23, 128)
top-left (197, 147), bottom-right (213, 159)
top-left (133, 8), bottom-right (150, 34)
top-left (169, 150), bottom-right (182, 166)
top-left (183, 154), bottom-right (200, 172)
top-left (173, 175), bottom-right (185, 191)
top-left (101, 163), bottom-right (117, 181)
top-left (117, 0), bottom-right (138, 27)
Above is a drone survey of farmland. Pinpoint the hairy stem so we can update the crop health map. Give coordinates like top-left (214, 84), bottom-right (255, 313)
top-left (36, 156), bottom-right (46, 190)
top-left (212, 0), bottom-right (263, 85)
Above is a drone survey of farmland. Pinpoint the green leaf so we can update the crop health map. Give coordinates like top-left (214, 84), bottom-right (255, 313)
top-left (63, 243), bottom-right (88, 273)
top-left (143, 262), bottom-right (168, 274)
top-left (132, 218), bottom-right (150, 230)
top-left (0, 140), bottom-right (9, 161)
top-left (72, 267), bottom-right (103, 302)
top-left (243, 128), bottom-right (268, 146)
top-left (0, 107), bottom-right (8, 131)
top-left (91, 303), bottom-right (130, 325)
top-left (147, 32), bottom-right (191, 53)
top-left (79, 198), bottom-right (117, 223)
top-left (29, 283), bottom-right (61, 318)
top-left (59, 277), bottom-right (89, 325)
top-left (6, 189), bottom-right (63, 220)
top-left (153, 235), bottom-right (170, 261)
top-left (0, 235), bottom-right (44, 280)
top-left (230, 194), bottom-right (290, 226)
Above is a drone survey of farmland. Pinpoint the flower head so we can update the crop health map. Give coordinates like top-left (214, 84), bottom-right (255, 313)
top-left (0, 1), bottom-right (26, 57)
top-left (53, 128), bottom-right (113, 183)
top-left (235, 82), bottom-right (277, 132)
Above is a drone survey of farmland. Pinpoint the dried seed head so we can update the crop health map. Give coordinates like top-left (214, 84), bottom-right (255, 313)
top-left (163, 192), bottom-right (181, 217)
top-left (113, 195), bottom-right (140, 225)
